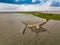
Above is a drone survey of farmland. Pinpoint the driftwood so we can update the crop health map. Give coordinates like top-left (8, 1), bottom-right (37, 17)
top-left (22, 19), bottom-right (49, 34)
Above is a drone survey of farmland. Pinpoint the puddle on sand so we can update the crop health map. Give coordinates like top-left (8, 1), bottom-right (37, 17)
top-left (0, 13), bottom-right (60, 45)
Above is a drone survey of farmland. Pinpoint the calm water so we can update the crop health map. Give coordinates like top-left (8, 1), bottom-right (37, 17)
top-left (0, 13), bottom-right (60, 45)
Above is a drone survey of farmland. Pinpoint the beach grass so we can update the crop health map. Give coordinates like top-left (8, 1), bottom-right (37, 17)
top-left (18, 12), bottom-right (60, 20)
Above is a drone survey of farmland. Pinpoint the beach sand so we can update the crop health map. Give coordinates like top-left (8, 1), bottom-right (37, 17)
top-left (0, 13), bottom-right (60, 45)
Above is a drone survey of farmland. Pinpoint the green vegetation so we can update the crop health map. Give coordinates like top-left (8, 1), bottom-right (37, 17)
top-left (18, 12), bottom-right (60, 20)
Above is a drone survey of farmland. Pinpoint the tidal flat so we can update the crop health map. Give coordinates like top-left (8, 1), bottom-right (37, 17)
top-left (0, 13), bottom-right (60, 45)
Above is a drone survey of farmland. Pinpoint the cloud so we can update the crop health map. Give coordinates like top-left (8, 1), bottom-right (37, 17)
top-left (0, 3), bottom-right (18, 10)
top-left (0, 3), bottom-right (50, 11)
top-left (51, 0), bottom-right (60, 7)
top-left (0, 0), bottom-right (60, 12)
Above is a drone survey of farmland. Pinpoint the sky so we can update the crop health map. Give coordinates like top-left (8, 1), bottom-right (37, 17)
top-left (0, 0), bottom-right (48, 4)
top-left (0, 0), bottom-right (60, 11)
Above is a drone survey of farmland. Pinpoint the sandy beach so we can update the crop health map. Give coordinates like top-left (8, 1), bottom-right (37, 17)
top-left (0, 13), bottom-right (60, 45)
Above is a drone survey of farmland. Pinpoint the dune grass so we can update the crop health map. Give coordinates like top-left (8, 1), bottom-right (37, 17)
top-left (18, 12), bottom-right (60, 20)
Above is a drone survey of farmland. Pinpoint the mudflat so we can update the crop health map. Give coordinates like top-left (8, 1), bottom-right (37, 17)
top-left (0, 13), bottom-right (60, 45)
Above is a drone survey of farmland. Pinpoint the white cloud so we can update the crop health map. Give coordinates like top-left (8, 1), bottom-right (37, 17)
top-left (55, 0), bottom-right (60, 2)
top-left (15, 0), bottom-right (19, 2)
top-left (0, 0), bottom-right (60, 12)
top-left (32, 0), bottom-right (36, 2)
top-left (0, 3), bottom-right (18, 10)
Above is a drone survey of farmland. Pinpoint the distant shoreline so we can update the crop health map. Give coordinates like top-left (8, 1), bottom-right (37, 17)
top-left (0, 11), bottom-right (60, 14)
top-left (42, 12), bottom-right (60, 14)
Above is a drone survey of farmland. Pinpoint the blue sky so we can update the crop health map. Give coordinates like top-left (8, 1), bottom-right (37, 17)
top-left (0, 0), bottom-right (48, 4)
top-left (0, 0), bottom-right (60, 11)
top-left (0, 0), bottom-right (60, 6)
top-left (51, 0), bottom-right (60, 7)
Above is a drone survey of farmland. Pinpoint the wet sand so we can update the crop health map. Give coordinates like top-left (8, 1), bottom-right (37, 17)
top-left (0, 13), bottom-right (60, 45)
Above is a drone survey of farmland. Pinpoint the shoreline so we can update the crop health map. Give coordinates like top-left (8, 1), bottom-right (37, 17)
top-left (0, 11), bottom-right (60, 14)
